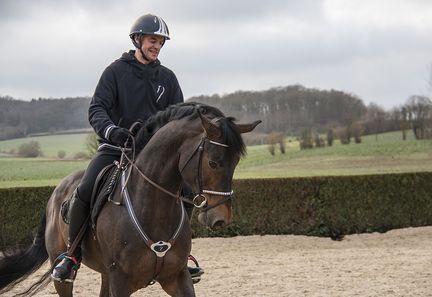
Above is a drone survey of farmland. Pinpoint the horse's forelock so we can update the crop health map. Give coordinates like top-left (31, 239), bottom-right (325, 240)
top-left (220, 117), bottom-right (246, 158)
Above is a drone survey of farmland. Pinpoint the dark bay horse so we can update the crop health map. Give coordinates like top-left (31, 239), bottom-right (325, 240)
top-left (0, 102), bottom-right (260, 297)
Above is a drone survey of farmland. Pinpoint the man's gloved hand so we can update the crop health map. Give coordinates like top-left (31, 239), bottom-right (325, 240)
top-left (109, 127), bottom-right (131, 147)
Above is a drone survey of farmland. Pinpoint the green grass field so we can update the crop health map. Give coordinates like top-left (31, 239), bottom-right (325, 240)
top-left (0, 133), bottom-right (90, 157)
top-left (236, 130), bottom-right (432, 178)
top-left (0, 130), bottom-right (431, 188)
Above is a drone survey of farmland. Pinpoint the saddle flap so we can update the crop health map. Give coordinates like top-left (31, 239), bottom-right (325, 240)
top-left (60, 163), bottom-right (122, 227)
top-left (90, 163), bottom-right (122, 228)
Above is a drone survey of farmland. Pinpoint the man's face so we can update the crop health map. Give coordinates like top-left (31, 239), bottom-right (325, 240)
top-left (139, 35), bottom-right (165, 62)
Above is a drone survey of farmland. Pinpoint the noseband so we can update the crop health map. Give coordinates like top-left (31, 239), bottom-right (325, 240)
top-left (179, 137), bottom-right (234, 212)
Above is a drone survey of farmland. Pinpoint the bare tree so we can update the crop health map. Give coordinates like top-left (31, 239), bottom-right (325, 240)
top-left (365, 103), bottom-right (386, 141)
top-left (326, 128), bottom-right (334, 146)
top-left (391, 107), bottom-right (409, 140)
top-left (400, 107), bottom-right (409, 140)
top-left (405, 95), bottom-right (432, 139)
top-left (299, 129), bottom-right (313, 149)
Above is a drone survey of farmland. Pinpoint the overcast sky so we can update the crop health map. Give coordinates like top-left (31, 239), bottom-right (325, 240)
top-left (1, 0), bottom-right (431, 109)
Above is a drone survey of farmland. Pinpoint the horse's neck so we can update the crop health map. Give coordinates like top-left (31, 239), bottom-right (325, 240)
top-left (133, 118), bottom-right (201, 197)
top-left (127, 125), bottom-right (188, 227)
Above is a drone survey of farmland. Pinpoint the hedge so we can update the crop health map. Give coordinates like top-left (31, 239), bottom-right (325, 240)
top-left (192, 172), bottom-right (432, 238)
top-left (1, 172), bottom-right (431, 247)
top-left (0, 186), bottom-right (54, 248)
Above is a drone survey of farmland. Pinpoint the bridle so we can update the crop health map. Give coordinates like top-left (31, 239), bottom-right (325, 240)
top-left (178, 136), bottom-right (234, 212)
top-left (120, 134), bottom-right (234, 212)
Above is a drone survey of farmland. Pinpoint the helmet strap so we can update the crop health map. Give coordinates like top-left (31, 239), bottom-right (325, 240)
top-left (139, 48), bottom-right (151, 62)
top-left (134, 34), bottom-right (151, 62)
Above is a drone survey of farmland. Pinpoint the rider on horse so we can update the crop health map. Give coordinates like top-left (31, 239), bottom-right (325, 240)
top-left (51, 13), bottom-right (203, 283)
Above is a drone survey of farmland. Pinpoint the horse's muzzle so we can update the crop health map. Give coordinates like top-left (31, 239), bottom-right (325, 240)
top-left (198, 211), bottom-right (232, 230)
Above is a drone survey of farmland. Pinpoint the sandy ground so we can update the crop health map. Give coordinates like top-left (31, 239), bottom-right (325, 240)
top-left (5, 226), bottom-right (432, 297)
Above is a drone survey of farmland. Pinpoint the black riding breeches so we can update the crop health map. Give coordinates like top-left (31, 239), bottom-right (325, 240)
top-left (76, 149), bottom-right (121, 205)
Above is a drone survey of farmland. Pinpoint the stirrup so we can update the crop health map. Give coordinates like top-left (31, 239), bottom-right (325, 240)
top-left (188, 255), bottom-right (204, 284)
top-left (51, 252), bottom-right (81, 283)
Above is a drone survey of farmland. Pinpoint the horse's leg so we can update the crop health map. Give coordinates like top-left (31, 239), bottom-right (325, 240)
top-left (159, 268), bottom-right (195, 297)
top-left (48, 241), bottom-right (74, 297)
top-left (53, 281), bottom-right (74, 297)
top-left (99, 273), bottom-right (110, 297)
top-left (45, 177), bottom-right (77, 297)
top-left (107, 272), bottom-right (133, 297)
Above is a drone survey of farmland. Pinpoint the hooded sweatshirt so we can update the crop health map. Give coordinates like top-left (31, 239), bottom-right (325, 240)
top-left (88, 50), bottom-right (183, 148)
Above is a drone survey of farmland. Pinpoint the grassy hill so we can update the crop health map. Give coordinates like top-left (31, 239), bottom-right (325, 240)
top-left (0, 133), bottom-right (90, 157)
top-left (0, 130), bottom-right (431, 188)
top-left (236, 130), bottom-right (432, 178)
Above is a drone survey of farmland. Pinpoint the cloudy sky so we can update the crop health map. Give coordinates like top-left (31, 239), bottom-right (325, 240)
top-left (1, 0), bottom-right (431, 109)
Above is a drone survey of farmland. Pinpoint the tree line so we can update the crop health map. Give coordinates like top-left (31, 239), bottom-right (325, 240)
top-left (0, 96), bottom-right (91, 140)
top-left (1, 84), bottom-right (431, 142)
top-left (190, 85), bottom-right (367, 135)
top-left (190, 85), bottom-right (432, 144)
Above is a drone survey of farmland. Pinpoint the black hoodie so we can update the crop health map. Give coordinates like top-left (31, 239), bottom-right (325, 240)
top-left (88, 50), bottom-right (183, 147)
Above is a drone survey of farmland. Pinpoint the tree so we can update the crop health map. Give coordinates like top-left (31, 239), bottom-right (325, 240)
top-left (17, 141), bottom-right (42, 157)
top-left (314, 134), bottom-right (325, 148)
top-left (365, 103), bottom-right (385, 141)
top-left (405, 95), bottom-right (432, 139)
top-left (326, 128), bottom-right (334, 146)
top-left (339, 127), bottom-right (351, 145)
top-left (57, 150), bottom-right (66, 159)
top-left (299, 129), bottom-right (313, 149)
top-left (85, 133), bottom-right (98, 158)
top-left (350, 122), bottom-right (363, 144)
top-left (267, 132), bottom-right (285, 155)
top-left (388, 107), bottom-right (409, 141)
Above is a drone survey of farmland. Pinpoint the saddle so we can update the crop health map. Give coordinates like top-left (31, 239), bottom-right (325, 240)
top-left (61, 162), bottom-right (123, 229)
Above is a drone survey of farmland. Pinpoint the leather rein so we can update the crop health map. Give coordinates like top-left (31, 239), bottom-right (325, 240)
top-left (121, 135), bottom-right (234, 212)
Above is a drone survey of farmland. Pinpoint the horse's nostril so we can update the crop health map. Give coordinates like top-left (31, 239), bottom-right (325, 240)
top-left (212, 220), bottom-right (225, 229)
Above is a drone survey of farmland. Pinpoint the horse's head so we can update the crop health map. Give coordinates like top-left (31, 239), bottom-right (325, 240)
top-left (178, 105), bottom-right (261, 230)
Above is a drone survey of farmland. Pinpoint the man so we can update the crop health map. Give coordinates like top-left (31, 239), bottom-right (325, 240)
top-left (51, 13), bottom-right (203, 283)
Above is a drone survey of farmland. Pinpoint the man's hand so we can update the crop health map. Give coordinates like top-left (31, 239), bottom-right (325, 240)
top-left (110, 127), bottom-right (131, 147)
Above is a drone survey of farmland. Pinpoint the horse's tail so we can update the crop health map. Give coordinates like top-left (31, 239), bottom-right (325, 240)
top-left (0, 212), bottom-right (51, 296)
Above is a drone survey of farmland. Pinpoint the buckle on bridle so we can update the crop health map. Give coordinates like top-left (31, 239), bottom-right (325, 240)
top-left (193, 194), bottom-right (208, 209)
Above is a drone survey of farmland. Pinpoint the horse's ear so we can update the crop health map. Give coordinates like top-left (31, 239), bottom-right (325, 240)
top-left (236, 120), bottom-right (262, 134)
top-left (199, 113), bottom-right (222, 139)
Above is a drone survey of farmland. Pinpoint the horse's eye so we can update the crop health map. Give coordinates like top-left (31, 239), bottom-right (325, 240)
top-left (208, 160), bottom-right (218, 169)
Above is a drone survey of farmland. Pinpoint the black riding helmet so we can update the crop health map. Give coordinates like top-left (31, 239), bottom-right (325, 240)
top-left (129, 14), bottom-right (170, 49)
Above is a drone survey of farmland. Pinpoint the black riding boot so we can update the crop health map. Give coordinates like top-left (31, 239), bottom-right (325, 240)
top-left (51, 190), bottom-right (89, 282)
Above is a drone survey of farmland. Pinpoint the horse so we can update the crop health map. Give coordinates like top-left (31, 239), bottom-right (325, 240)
top-left (0, 102), bottom-right (260, 297)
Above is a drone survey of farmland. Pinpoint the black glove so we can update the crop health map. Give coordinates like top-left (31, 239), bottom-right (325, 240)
top-left (109, 127), bottom-right (131, 147)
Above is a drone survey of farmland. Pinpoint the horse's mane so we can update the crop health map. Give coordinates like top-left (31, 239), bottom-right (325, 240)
top-left (134, 102), bottom-right (246, 158)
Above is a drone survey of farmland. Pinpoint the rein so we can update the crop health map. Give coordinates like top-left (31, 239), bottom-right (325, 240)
top-left (118, 136), bottom-right (185, 283)
top-left (121, 168), bottom-right (185, 255)
top-left (117, 133), bottom-right (234, 282)
top-left (120, 135), bottom-right (234, 211)
top-left (117, 132), bottom-right (234, 240)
